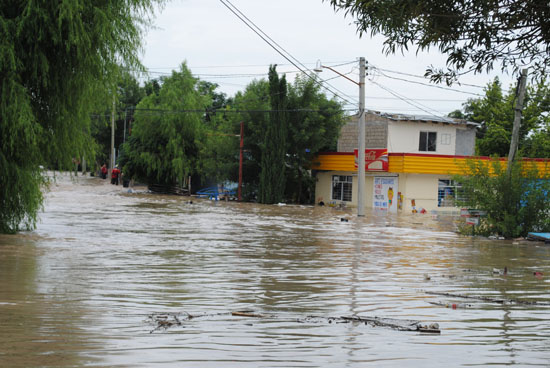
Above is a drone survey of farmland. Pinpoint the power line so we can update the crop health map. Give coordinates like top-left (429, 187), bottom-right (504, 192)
top-left (373, 66), bottom-right (486, 89)
top-left (146, 60), bottom-right (357, 70)
top-left (368, 79), bottom-right (449, 118)
top-left (218, 0), bottom-right (358, 107)
top-left (91, 107), bottom-right (340, 118)
top-left (371, 66), bottom-right (484, 97)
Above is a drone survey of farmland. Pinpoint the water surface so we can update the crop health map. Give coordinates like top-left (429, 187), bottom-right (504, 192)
top-left (1, 173), bottom-right (549, 367)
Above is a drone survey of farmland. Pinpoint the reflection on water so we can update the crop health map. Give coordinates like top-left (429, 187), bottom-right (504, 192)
top-left (1, 173), bottom-right (549, 367)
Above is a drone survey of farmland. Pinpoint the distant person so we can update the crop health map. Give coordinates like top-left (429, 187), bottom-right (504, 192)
top-left (101, 163), bottom-right (108, 179)
top-left (111, 165), bottom-right (120, 185)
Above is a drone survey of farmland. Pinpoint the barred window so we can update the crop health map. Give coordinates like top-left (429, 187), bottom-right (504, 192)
top-left (332, 175), bottom-right (353, 202)
top-left (419, 131), bottom-right (437, 151)
top-left (438, 179), bottom-right (462, 207)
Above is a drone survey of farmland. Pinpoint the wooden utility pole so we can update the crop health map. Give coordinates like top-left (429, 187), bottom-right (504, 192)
top-left (507, 69), bottom-right (528, 175)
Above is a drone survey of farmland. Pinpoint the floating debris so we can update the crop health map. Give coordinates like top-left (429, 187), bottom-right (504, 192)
top-left (147, 311), bottom-right (441, 334)
top-left (429, 301), bottom-right (473, 309)
top-left (492, 267), bottom-right (508, 275)
top-left (424, 291), bottom-right (550, 306)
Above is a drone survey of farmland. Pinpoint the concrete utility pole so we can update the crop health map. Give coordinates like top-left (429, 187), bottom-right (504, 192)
top-left (238, 121), bottom-right (244, 201)
top-left (357, 57), bottom-right (366, 216)
top-left (314, 57), bottom-right (367, 216)
top-left (507, 69), bottom-right (528, 175)
top-left (110, 95), bottom-right (116, 173)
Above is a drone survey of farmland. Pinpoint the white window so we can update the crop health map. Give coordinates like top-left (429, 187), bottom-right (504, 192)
top-left (332, 175), bottom-right (353, 202)
top-left (438, 179), bottom-right (462, 207)
top-left (419, 131), bottom-right (437, 151)
top-left (441, 133), bottom-right (452, 145)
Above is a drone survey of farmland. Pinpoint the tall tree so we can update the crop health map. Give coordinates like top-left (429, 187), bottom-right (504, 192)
top-left (228, 72), bottom-right (345, 203)
top-left (455, 78), bottom-right (550, 157)
top-left (259, 66), bottom-right (288, 204)
top-left (326, 0), bottom-right (550, 83)
top-left (0, 1), bottom-right (162, 233)
top-left (121, 63), bottom-right (208, 187)
top-left (285, 75), bottom-right (344, 203)
top-left (229, 80), bottom-right (270, 200)
top-left (91, 71), bottom-right (146, 169)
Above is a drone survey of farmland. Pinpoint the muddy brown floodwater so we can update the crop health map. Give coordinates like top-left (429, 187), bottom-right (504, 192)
top-left (1, 172), bottom-right (549, 367)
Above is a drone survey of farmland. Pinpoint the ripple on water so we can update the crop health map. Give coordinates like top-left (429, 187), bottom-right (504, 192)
top-left (0, 173), bottom-right (549, 367)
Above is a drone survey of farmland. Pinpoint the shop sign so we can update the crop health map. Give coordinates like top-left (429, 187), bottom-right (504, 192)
top-left (354, 149), bottom-right (389, 171)
top-left (373, 176), bottom-right (398, 213)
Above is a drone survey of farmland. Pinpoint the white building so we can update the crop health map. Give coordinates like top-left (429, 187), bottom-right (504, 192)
top-left (313, 111), bottom-right (479, 213)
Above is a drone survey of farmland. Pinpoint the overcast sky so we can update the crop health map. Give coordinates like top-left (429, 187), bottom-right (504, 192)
top-left (141, 0), bottom-right (516, 117)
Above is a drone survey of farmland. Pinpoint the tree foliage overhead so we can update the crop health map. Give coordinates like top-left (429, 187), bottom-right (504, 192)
top-left (326, 0), bottom-right (550, 83)
top-left (0, 0), bottom-right (163, 233)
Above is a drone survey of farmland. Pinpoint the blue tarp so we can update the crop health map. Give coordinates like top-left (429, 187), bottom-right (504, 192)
top-left (196, 186), bottom-right (236, 200)
top-left (527, 233), bottom-right (550, 242)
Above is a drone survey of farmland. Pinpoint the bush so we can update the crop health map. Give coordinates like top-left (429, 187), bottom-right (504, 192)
top-left (454, 158), bottom-right (550, 238)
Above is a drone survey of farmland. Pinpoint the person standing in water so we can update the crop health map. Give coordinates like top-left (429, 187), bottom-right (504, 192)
top-left (111, 165), bottom-right (120, 185)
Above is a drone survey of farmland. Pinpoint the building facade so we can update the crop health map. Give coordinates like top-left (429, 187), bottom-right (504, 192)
top-left (313, 111), bottom-right (548, 213)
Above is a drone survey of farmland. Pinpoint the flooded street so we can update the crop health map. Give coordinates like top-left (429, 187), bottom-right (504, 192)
top-left (1, 173), bottom-right (549, 367)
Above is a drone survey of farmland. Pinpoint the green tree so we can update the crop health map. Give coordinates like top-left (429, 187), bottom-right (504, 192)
top-left (259, 66), bottom-right (288, 204)
top-left (229, 80), bottom-right (270, 200)
top-left (121, 63), bottom-right (208, 187)
top-left (286, 75), bottom-right (344, 203)
top-left (0, 0), bottom-right (162, 233)
top-left (326, 0), bottom-right (550, 83)
top-left (91, 71), bottom-right (146, 169)
top-left (454, 159), bottom-right (550, 238)
top-left (226, 71), bottom-right (345, 204)
top-left (455, 78), bottom-right (550, 157)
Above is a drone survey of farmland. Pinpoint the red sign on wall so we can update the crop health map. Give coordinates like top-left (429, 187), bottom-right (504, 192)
top-left (354, 149), bottom-right (389, 171)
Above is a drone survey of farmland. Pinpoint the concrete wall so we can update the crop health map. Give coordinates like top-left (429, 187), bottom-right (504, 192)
top-left (316, 171), bottom-right (460, 213)
top-left (338, 113), bottom-right (475, 156)
top-left (387, 121), bottom-right (458, 155)
top-left (397, 173), bottom-right (439, 212)
top-left (455, 128), bottom-right (476, 155)
top-left (337, 114), bottom-right (388, 152)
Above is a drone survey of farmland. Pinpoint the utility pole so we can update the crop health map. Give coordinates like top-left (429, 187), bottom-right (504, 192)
top-left (238, 121), bottom-right (244, 201)
top-left (314, 57), bottom-right (366, 216)
top-left (357, 57), bottom-right (366, 216)
top-left (123, 108), bottom-right (127, 144)
top-left (110, 95), bottom-right (116, 173)
top-left (507, 68), bottom-right (528, 175)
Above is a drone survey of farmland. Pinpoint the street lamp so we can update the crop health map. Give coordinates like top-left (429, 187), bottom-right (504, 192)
top-left (315, 58), bottom-right (366, 216)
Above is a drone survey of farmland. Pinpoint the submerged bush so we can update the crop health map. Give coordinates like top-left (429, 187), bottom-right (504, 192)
top-left (454, 158), bottom-right (550, 238)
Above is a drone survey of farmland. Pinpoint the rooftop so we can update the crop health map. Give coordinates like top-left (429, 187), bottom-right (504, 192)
top-left (365, 110), bottom-right (480, 128)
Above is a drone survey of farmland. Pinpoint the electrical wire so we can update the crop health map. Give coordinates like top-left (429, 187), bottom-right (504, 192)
top-left (369, 79), bottom-right (449, 118)
top-left (218, 0), bottom-right (359, 107)
top-left (91, 107), bottom-right (340, 119)
top-left (373, 66), bottom-right (486, 89)
top-left (146, 60), bottom-right (357, 70)
top-left (371, 67), bottom-right (484, 97)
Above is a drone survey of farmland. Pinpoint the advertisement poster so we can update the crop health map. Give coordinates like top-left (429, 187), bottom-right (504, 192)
top-left (353, 149), bottom-right (389, 171)
top-left (373, 177), bottom-right (399, 213)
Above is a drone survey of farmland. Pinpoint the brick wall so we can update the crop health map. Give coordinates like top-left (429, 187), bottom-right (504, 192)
top-left (337, 114), bottom-right (388, 152)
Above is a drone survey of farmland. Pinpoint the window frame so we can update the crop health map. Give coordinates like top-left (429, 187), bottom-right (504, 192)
top-left (419, 131), bottom-right (437, 152)
top-left (331, 175), bottom-right (353, 202)
top-left (438, 179), bottom-right (463, 207)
